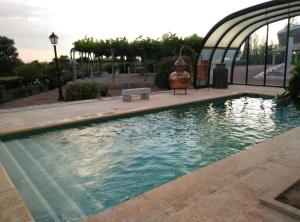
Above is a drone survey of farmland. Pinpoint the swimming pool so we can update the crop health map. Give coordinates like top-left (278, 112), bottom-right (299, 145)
top-left (0, 95), bottom-right (300, 221)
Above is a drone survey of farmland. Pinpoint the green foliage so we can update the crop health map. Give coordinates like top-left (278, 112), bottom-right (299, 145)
top-left (102, 63), bottom-right (113, 73)
top-left (289, 54), bottom-right (300, 100)
top-left (143, 60), bottom-right (156, 73)
top-left (131, 36), bottom-right (162, 61)
top-left (99, 85), bottom-right (108, 96)
top-left (183, 34), bottom-right (203, 54)
top-left (161, 33), bottom-right (183, 57)
top-left (0, 85), bottom-right (4, 102)
top-left (0, 76), bottom-right (23, 89)
top-left (155, 56), bottom-right (177, 89)
top-left (276, 53), bottom-right (300, 109)
top-left (41, 55), bottom-right (72, 89)
top-left (15, 62), bottom-right (42, 82)
top-left (73, 33), bottom-right (203, 62)
top-left (65, 82), bottom-right (99, 101)
top-left (0, 36), bottom-right (21, 76)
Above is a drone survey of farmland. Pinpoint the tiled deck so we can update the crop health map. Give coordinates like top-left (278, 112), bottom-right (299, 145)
top-left (0, 85), bottom-right (299, 222)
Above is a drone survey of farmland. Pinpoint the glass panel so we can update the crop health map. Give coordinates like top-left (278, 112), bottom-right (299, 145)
top-left (266, 19), bottom-right (288, 86)
top-left (209, 49), bottom-right (225, 84)
top-left (200, 48), bottom-right (212, 60)
top-left (204, 19), bottom-right (241, 48)
top-left (233, 42), bottom-right (247, 84)
top-left (223, 49), bottom-right (236, 83)
top-left (230, 12), bottom-right (300, 48)
top-left (248, 26), bottom-right (267, 85)
top-left (219, 7), bottom-right (297, 48)
top-left (217, 5), bottom-right (300, 48)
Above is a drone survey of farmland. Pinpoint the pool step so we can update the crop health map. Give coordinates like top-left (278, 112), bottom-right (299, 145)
top-left (0, 141), bottom-right (61, 222)
top-left (1, 139), bottom-right (87, 221)
top-left (23, 138), bottom-right (104, 213)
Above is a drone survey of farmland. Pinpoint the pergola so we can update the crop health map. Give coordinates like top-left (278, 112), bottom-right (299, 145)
top-left (194, 0), bottom-right (300, 88)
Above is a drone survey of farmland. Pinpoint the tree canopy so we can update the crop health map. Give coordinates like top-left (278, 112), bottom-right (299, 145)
top-left (0, 36), bottom-right (21, 76)
top-left (73, 33), bottom-right (203, 61)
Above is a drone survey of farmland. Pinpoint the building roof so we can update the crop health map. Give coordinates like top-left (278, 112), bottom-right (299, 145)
top-left (274, 42), bottom-right (300, 52)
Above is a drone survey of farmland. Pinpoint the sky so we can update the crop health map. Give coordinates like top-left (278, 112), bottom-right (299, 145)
top-left (0, 0), bottom-right (269, 62)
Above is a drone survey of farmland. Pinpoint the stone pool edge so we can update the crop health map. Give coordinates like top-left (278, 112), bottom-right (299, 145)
top-left (0, 164), bottom-right (35, 222)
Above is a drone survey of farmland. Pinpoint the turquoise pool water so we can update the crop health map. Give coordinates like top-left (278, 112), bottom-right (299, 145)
top-left (1, 95), bottom-right (300, 221)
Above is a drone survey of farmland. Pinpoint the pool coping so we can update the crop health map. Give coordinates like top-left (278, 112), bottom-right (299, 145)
top-left (0, 164), bottom-right (35, 222)
top-left (260, 179), bottom-right (300, 220)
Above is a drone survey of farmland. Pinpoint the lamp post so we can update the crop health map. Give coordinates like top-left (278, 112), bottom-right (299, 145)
top-left (49, 32), bottom-right (64, 101)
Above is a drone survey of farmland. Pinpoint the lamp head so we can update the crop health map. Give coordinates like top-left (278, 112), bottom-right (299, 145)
top-left (49, 32), bottom-right (58, 45)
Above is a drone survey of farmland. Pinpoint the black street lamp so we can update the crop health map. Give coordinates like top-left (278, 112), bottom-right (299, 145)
top-left (49, 32), bottom-right (64, 101)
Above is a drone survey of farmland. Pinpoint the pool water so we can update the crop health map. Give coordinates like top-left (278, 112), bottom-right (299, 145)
top-left (1, 96), bottom-right (300, 221)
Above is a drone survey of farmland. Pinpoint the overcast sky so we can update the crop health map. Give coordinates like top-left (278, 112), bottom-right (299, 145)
top-left (0, 0), bottom-right (268, 62)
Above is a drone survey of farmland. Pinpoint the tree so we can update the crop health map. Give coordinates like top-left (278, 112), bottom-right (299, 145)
top-left (15, 61), bottom-right (42, 82)
top-left (0, 36), bottom-right (19, 76)
top-left (182, 34), bottom-right (203, 54)
top-left (161, 32), bottom-right (183, 57)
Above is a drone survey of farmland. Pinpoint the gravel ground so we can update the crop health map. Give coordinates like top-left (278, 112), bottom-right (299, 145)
top-left (0, 73), bottom-right (158, 109)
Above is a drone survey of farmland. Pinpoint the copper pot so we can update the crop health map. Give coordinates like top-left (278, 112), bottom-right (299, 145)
top-left (169, 56), bottom-right (192, 91)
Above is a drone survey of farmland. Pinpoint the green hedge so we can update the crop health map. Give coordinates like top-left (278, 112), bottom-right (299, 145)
top-left (15, 63), bottom-right (42, 82)
top-left (0, 76), bottom-right (23, 89)
top-left (65, 82), bottom-right (99, 101)
top-left (99, 85), bottom-right (108, 96)
top-left (155, 56), bottom-right (177, 89)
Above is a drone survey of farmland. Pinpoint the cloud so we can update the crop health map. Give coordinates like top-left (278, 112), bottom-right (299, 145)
top-left (0, 0), bottom-right (53, 52)
top-left (0, 0), bottom-right (268, 62)
top-left (0, 0), bottom-right (45, 19)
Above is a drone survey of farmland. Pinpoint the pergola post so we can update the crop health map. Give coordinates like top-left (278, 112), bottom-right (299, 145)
top-left (284, 17), bottom-right (291, 88)
top-left (245, 37), bottom-right (250, 85)
top-left (263, 24), bottom-right (269, 86)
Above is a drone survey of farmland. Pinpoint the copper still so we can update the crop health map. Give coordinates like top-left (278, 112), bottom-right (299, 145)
top-left (169, 55), bottom-right (192, 94)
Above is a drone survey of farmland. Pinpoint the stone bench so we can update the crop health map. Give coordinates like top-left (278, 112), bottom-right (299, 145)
top-left (122, 88), bottom-right (151, 102)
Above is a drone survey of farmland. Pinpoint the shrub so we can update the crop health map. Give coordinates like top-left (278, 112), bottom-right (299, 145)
top-left (155, 56), bottom-right (177, 90)
top-left (102, 63), bottom-right (113, 73)
top-left (276, 53), bottom-right (300, 109)
top-left (0, 76), bottom-right (23, 89)
top-left (15, 63), bottom-right (42, 82)
top-left (65, 82), bottom-right (99, 101)
top-left (143, 60), bottom-right (156, 73)
top-left (99, 85), bottom-right (108, 96)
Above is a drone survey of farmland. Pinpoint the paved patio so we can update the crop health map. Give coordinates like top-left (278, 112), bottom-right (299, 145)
top-left (0, 85), bottom-right (299, 222)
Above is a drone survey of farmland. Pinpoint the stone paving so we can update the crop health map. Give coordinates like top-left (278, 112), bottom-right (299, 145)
top-left (0, 165), bottom-right (34, 222)
top-left (1, 85), bottom-right (299, 222)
